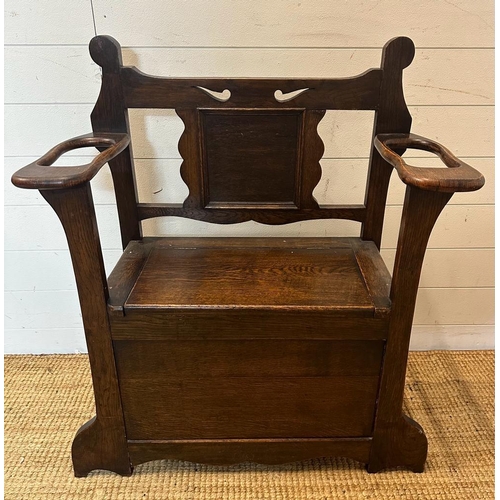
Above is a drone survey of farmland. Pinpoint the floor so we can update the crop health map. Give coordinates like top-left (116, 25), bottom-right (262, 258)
top-left (4, 351), bottom-right (494, 499)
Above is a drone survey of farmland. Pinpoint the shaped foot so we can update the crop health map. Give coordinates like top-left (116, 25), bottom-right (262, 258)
top-left (367, 415), bottom-right (427, 473)
top-left (72, 416), bottom-right (132, 477)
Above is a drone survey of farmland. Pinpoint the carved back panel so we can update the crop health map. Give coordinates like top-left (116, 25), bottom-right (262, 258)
top-left (89, 35), bottom-right (415, 246)
top-left (198, 109), bottom-right (304, 209)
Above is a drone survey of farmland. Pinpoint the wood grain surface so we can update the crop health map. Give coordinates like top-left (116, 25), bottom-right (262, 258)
top-left (7, 28), bottom-right (488, 477)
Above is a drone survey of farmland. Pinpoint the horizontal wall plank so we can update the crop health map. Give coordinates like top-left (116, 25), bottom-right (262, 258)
top-left (382, 204), bottom-right (494, 250)
top-left (319, 107), bottom-right (494, 159)
top-left (5, 248), bottom-right (493, 292)
top-left (414, 288), bottom-right (493, 325)
top-left (5, 328), bottom-right (88, 354)
top-left (5, 46), bottom-right (100, 104)
top-left (6, 204), bottom-right (493, 251)
top-left (5, 290), bottom-right (83, 330)
top-left (5, 0), bottom-right (95, 45)
top-left (92, 0), bottom-right (494, 48)
top-left (5, 104), bottom-right (93, 157)
top-left (404, 49), bottom-right (493, 105)
top-left (5, 205), bottom-right (122, 251)
top-left (315, 157), bottom-right (493, 206)
top-left (409, 325), bottom-right (494, 350)
top-left (6, 105), bottom-right (492, 159)
top-left (5, 325), bottom-right (493, 354)
top-left (5, 250), bottom-right (122, 292)
top-left (408, 105), bottom-right (494, 156)
top-left (5, 46), bottom-right (493, 106)
top-left (380, 249), bottom-right (494, 288)
top-left (5, 287), bottom-right (493, 331)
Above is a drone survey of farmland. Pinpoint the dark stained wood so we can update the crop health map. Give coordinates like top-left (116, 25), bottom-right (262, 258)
top-left (120, 376), bottom-right (379, 439)
top-left (368, 186), bottom-right (453, 473)
top-left (11, 133), bottom-right (129, 190)
top-left (121, 67), bottom-right (383, 109)
top-left (113, 339), bottom-right (383, 446)
top-left (300, 109), bottom-right (325, 209)
top-left (107, 239), bottom-right (155, 315)
top-left (177, 108), bottom-right (205, 209)
top-left (109, 237), bottom-right (391, 343)
top-left (128, 438), bottom-right (372, 467)
top-left (140, 236), bottom-right (354, 249)
top-left (40, 184), bottom-right (131, 477)
top-left (200, 109), bottom-right (303, 207)
top-left (136, 203), bottom-right (367, 224)
top-left (11, 34), bottom-right (485, 477)
top-left (114, 338), bottom-right (382, 444)
top-left (124, 243), bottom-right (378, 312)
top-left (110, 308), bottom-right (388, 340)
top-left (374, 133), bottom-right (485, 192)
top-left (110, 310), bottom-right (389, 341)
top-left (362, 36), bottom-right (415, 249)
top-left (350, 238), bottom-right (392, 318)
top-left (176, 104), bottom-right (326, 217)
top-left (89, 35), bottom-right (141, 248)
top-left (113, 339), bottom-right (384, 378)
top-left (107, 149), bottom-right (143, 249)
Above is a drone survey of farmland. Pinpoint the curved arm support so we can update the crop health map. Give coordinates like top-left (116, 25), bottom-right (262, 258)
top-left (41, 184), bottom-right (131, 476)
top-left (374, 133), bottom-right (484, 193)
top-left (368, 186), bottom-right (452, 472)
top-left (11, 133), bottom-right (130, 190)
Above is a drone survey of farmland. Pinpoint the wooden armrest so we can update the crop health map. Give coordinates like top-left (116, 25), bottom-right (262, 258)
top-left (11, 133), bottom-right (130, 190)
top-left (374, 133), bottom-right (484, 193)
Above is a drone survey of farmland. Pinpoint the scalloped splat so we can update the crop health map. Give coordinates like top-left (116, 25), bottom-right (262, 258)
top-left (195, 86), bottom-right (231, 102)
top-left (274, 88), bottom-right (310, 103)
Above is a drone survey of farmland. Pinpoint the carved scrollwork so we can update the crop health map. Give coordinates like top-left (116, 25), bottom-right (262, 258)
top-left (195, 86), bottom-right (231, 102)
top-left (274, 88), bottom-right (310, 103)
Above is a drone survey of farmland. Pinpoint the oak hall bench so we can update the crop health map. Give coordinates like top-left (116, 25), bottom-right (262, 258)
top-left (12, 35), bottom-right (484, 476)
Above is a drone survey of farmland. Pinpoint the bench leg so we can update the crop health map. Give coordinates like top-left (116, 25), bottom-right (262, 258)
top-left (72, 417), bottom-right (132, 477)
top-left (41, 186), bottom-right (131, 478)
top-left (367, 188), bottom-right (451, 473)
top-left (367, 415), bottom-right (427, 473)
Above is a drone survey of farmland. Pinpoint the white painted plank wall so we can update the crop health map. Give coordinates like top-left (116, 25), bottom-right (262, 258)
top-left (4, 0), bottom-right (494, 353)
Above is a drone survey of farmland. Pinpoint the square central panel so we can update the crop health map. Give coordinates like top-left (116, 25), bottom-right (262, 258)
top-left (200, 109), bottom-right (304, 208)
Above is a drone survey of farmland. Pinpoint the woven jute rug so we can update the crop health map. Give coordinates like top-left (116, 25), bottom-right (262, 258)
top-left (4, 351), bottom-right (494, 499)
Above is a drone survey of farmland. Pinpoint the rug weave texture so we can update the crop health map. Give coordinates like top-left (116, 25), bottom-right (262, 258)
top-left (4, 351), bottom-right (494, 499)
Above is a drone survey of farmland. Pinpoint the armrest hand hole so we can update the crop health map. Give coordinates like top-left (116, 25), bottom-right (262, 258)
top-left (374, 133), bottom-right (484, 193)
top-left (400, 151), bottom-right (450, 169)
top-left (49, 147), bottom-right (105, 167)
